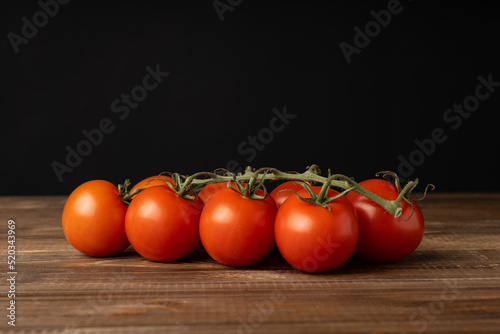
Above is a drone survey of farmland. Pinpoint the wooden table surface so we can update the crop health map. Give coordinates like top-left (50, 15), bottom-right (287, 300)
top-left (1, 193), bottom-right (499, 333)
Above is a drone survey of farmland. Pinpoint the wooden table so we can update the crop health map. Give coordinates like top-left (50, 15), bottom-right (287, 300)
top-left (1, 193), bottom-right (499, 333)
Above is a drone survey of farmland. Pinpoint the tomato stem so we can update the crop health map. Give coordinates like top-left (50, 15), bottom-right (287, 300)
top-left (316, 175), bottom-right (335, 203)
top-left (376, 171), bottom-right (402, 192)
top-left (117, 179), bottom-right (135, 206)
top-left (142, 164), bottom-right (431, 217)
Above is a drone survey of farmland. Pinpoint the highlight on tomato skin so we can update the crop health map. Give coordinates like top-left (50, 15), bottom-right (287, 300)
top-left (62, 180), bottom-right (130, 257)
top-left (274, 187), bottom-right (359, 273)
top-left (345, 179), bottom-right (425, 263)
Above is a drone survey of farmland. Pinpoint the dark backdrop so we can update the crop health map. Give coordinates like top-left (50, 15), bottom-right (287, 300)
top-left (1, 0), bottom-right (499, 195)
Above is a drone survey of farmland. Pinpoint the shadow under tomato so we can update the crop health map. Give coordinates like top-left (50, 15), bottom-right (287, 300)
top-left (80, 245), bottom-right (432, 277)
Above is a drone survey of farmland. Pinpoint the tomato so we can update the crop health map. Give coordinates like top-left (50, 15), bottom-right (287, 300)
top-left (130, 175), bottom-right (174, 196)
top-left (62, 180), bottom-right (129, 257)
top-left (131, 175), bottom-right (202, 207)
top-left (274, 187), bottom-right (359, 273)
top-left (345, 179), bottom-right (425, 263)
top-left (125, 185), bottom-right (203, 262)
top-left (270, 181), bottom-right (310, 207)
top-left (199, 187), bottom-right (278, 266)
top-left (198, 182), bottom-right (229, 203)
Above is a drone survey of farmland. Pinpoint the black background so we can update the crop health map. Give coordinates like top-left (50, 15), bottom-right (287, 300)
top-left (1, 0), bottom-right (499, 195)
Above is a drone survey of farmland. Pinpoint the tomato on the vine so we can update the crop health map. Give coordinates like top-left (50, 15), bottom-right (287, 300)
top-left (198, 182), bottom-right (230, 203)
top-left (125, 185), bottom-right (203, 262)
top-left (346, 179), bottom-right (425, 263)
top-left (131, 175), bottom-right (202, 205)
top-left (130, 175), bottom-right (174, 197)
top-left (62, 180), bottom-right (129, 257)
top-left (274, 187), bottom-right (359, 273)
top-left (199, 187), bottom-right (277, 267)
top-left (270, 181), bottom-right (310, 207)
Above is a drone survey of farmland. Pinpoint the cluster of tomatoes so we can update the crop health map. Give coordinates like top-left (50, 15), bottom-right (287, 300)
top-left (62, 172), bottom-right (425, 273)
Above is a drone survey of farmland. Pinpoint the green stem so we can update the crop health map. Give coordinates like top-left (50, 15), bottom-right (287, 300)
top-left (176, 172), bottom-right (219, 198)
top-left (144, 164), bottom-right (424, 218)
top-left (316, 175), bottom-right (335, 203)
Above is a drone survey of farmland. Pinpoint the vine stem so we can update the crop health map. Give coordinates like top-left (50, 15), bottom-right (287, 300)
top-left (158, 164), bottom-right (422, 218)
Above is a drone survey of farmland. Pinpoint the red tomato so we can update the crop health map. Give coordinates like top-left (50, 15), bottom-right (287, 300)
top-left (345, 179), bottom-right (425, 263)
top-left (198, 182), bottom-right (229, 203)
top-left (62, 180), bottom-right (129, 257)
top-left (131, 175), bottom-right (202, 207)
top-left (199, 187), bottom-right (278, 266)
top-left (270, 181), bottom-right (310, 207)
top-left (274, 187), bottom-right (359, 273)
top-left (130, 175), bottom-right (174, 196)
top-left (125, 186), bottom-right (203, 262)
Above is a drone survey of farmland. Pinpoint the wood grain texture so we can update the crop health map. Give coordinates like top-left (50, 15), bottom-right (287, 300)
top-left (0, 193), bottom-right (499, 333)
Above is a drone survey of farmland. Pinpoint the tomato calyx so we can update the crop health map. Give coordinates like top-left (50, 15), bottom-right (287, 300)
top-left (174, 172), bottom-right (220, 199)
top-left (127, 172), bottom-right (213, 200)
top-left (282, 176), bottom-right (355, 211)
top-left (228, 168), bottom-right (269, 200)
top-left (180, 167), bottom-right (273, 201)
top-left (118, 175), bottom-right (177, 205)
top-left (374, 171), bottom-right (435, 220)
top-left (117, 179), bottom-right (144, 206)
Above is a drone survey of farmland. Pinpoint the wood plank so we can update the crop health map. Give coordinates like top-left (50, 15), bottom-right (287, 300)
top-left (0, 193), bottom-right (499, 333)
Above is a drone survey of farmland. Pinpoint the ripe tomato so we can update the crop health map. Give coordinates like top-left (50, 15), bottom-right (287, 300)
top-left (274, 187), bottom-right (359, 273)
top-left (199, 187), bottom-right (278, 266)
top-left (346, 179), bottom-right (425, 263)
top-left (62, 180), bottom-right (129, 257)
top-left (125, 186), bottom-right (203, 262)
top-left (130, 175), bottom-right (174, 196)
top-left (198, 182), bottom-right (228, 203)
top-left (131, 175), bottom-right (202, 206)
top-left (270, 181), bottom-right (310, 207)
